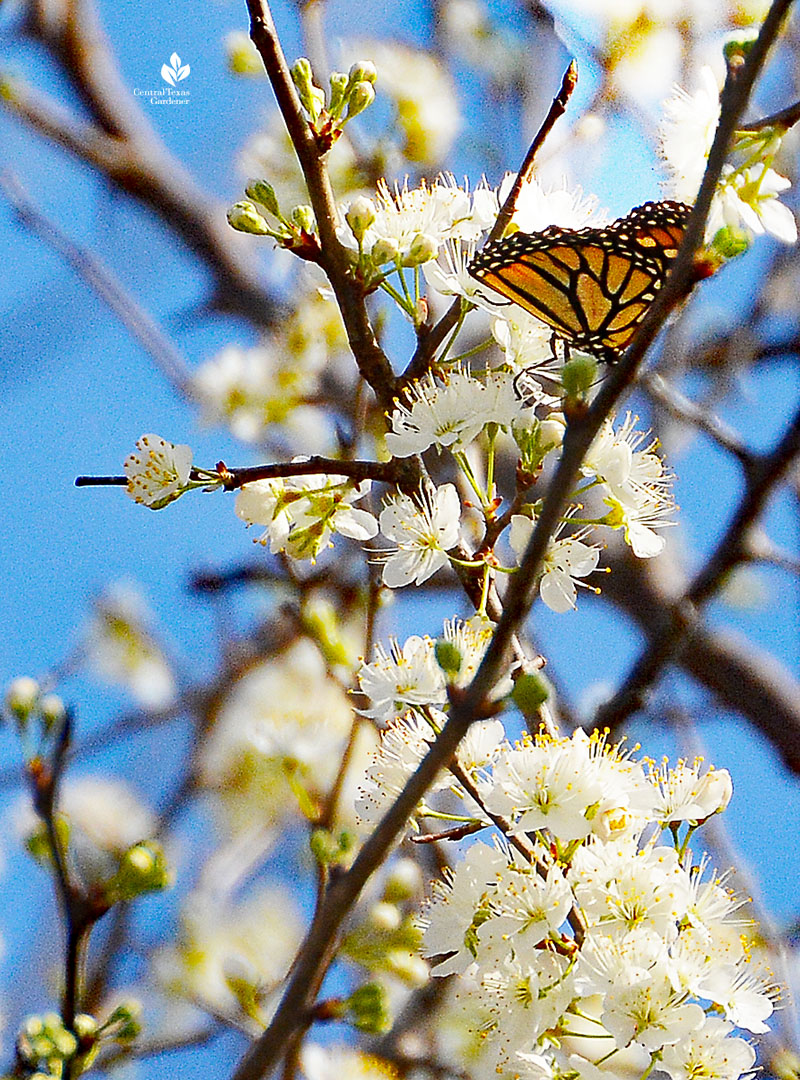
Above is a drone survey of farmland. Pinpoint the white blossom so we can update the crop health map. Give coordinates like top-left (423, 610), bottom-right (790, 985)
top-left (379, 483), bottom-right (461, 587)
top-left (510, 515), bottom-right (602, 613)
top-left (357, 635), bottom-right (446, 724)
top-left (124, 433), bottom-right (192, 510)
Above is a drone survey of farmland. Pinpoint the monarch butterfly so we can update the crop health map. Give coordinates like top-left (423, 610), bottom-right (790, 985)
top-left (468, 200), bottom-right (692, 362)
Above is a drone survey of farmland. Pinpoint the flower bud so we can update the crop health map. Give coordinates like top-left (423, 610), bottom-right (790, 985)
top-left (226, 31), bottom-right (264, 76)
top-left (39, 693), bottom-right (66, 732)
top-left (369, 900), bottom-right (402, 931)
top-left (345, 196), bottom-right (377, 242)
top-left (723, 29), bottom-right (758, 65)
top-left (403, 232), bottom-right (438, 266)
top-left (245, 179), bottom-right (281, 217)
top-left (108, 842), bottom-right (169, 902)
top-left (291, 204), bottom-right (315, 233)
top-left (346, 983), bottom-right (390, 1034)
top-left (290, 57), bottom-right (317, 115)
top-left (345, 80), bottom-right (376, 120)
top-left (511, 671), bottom-right (551, 718)
top-left (73, 1014), bottom-right (99, 1039)
top-left (348, 60), bottom-right (377, 86)
top-left (371, 236), bottom-right (400, 265)
top-left (6, 676), bottom-right (39, 723)
top-left (103, 1000), bottom-right (142, 1042)
top-left (434, 639), bottom-right (462, 678)
top-left (561, 353), bottom-right (598, 400)
top-left (328, 71), bottom-right (348, 117)
top-left (711, 225), bottom-right (750, 259)
top-left (538, 417), bottom-right (565, 450)
top-left (383, 857), bottom-right (423, 902)
top-left (227, 201), bottom-right (270, 235)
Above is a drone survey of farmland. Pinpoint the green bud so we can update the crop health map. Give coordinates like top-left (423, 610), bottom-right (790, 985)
top-left (345, 80), bottom-right (375, 120)
top-left (245, 178), bottom-right (281, 217)
top-left (348, 60), bottom-right (378, 86)
top-left (434, 639), bottom-right (462, 679)
top-left (6, 676), bottom-right (39, 725)
top-left (560, 353), bottom-right (598, 400)
top-left (301, 598), bottom-right (352, 669)
top-left (346, 982), bottom-right (390, 1034)
top-left (511, 672), bottom-right (552, 718)
top-left (227, 201), bottom-right (270, 235)
top-left (290, 56), bottom-right (316, 113)
top-left (310, 827), bottom-right (354, 866)
top-left (328, 71), bottom-right (349, 117)
top-left (108, 842), bottom-right (169, 902)
top-left (403, 232), bottom-right (438, 267)
top-left (39, 693), bottom-right (66, 733)
top-left (371, 236), bottom-right (400, 265)
top-left (291, 204), bottom-right (315, 233)
top-left (710, 224), bottom-right (750, 259)
top-left (723, 30), bottom-right (758, 65)
top-left (102, 1000), bottom-right (142, 1042)
top-left (383, 857), bottom-right (423, 902)
top-left (345, 196), bottom-right (377, 242)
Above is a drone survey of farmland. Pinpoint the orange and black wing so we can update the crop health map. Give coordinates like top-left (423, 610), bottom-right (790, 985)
top-left (468, 200), bottom-right (691, 362)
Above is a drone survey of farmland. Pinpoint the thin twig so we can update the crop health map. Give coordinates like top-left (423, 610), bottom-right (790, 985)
top-left (642, 371), bottom-right (757, 468)
top-left (0, 171), bottom-right (193, 394)
top-left (75, 454), bottom-right (405, 491)
top-left (399, 61), bottom-right (577, 388)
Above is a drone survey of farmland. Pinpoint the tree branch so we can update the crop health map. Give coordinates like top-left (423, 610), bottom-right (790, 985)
top-left (6, 0), bottom-right (278, 326)
top-left (245, 0), bottom-right (397, 410)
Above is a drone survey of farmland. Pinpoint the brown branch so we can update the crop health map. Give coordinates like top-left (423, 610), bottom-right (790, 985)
top-left (595, 547), bottom-right (800, 773)
top-left (245, 0), bottom-right (397, 410)
top-left (7, 0), bottom-right (278, 327)
top-left (489, 60), bottom-right (578, 243)
top-left (642, 371), bottom-right (757, 469)
top-left (75, 454), bottom-right (409, 490)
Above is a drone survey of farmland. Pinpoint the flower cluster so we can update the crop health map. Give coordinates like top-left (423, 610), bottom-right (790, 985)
top-left (358, 724), bottom-right (774, 1080)
top-left (235, 470), bottom-right (378, 560)
top-left (660, 64), bottom-right (797, 246)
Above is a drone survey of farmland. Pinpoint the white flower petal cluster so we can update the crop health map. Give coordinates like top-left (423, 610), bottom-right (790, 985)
top-left (402, 726), bottom-right (774, 1080)
top-left (357, 615), bottom-right (503, 724)
top-left (340, 175), bottom-right (491, 267)
top-left (124, 433), bottom-right (193, 510)
top-left (585, 413), bottom-right (676, 558)
top-left (236, 469), bottom-right (377, 561)
top-left (385, 368), bottom-right (530, 458)
top-left (510, 515), bottom-right (602, 613)
top-left (660, 65), bottom-right (797, 244)
top-left (378, 482), bottom-right (461, 587)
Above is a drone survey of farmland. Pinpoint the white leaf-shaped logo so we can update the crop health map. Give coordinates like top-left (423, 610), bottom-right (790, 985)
top-left (161, 53), bottom-right (190, 86)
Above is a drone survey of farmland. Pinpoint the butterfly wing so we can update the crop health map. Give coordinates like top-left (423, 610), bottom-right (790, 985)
top-left (469, 200), bottom-right (691, 361)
